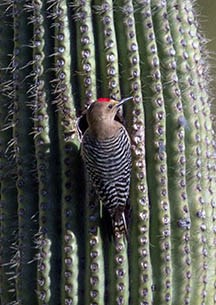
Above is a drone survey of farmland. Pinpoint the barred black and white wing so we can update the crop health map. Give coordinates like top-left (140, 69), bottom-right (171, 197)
top-left (81, 126), bottom-right (131, 237)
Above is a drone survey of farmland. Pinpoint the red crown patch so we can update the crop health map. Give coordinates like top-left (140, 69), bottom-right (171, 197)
top-left (97, 98), bottom-right (111, 102)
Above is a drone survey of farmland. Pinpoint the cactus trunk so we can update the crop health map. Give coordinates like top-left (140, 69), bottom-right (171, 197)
top-left (0, 1), bottom-right (215, 305)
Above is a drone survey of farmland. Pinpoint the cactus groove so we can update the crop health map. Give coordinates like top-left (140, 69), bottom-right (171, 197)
top-left (0, 1), bottom-right (215, 305)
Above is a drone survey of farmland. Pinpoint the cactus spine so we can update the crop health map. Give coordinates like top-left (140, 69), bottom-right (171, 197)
top-left (0, 1), bottom-right (215, 305)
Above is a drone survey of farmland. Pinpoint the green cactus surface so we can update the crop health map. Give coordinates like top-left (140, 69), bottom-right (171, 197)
top-left (0, 1), bottom-right (215, 305)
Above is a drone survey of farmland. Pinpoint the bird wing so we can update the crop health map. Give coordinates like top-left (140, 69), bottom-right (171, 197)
top-left (82, 127), bottom-right (131, 215)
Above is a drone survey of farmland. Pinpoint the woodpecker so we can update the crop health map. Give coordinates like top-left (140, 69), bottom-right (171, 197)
top-left (81, 97), bottom-right (132, 238)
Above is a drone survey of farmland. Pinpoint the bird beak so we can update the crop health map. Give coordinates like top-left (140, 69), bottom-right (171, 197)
top-left (115, 96), bottom-right (133, 107)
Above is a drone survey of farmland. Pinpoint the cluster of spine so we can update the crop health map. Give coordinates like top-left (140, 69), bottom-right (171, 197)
top-left (0, 1), bottom-right (215, 305)
top-left (0, 2), bottom-right (17, 303)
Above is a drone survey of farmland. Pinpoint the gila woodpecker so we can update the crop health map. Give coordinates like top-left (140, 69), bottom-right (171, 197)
top-left (81, 97), bottom-right (132, 238)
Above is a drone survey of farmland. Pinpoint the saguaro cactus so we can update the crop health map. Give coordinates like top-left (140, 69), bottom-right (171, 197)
top-left (0, 1), bottom-right (215, 305)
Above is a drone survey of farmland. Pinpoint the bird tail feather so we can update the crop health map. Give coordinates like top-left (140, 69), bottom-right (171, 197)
top-left (112, 212), bottom-right (128, 239)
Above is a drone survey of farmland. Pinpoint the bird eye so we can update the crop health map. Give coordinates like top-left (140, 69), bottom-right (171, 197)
top-left (108, 104), bottom-right (113, 109)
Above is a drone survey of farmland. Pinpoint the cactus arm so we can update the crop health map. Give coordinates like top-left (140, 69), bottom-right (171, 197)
top-left (30, 1), bottom-right (62, 303)
top-left (187, 2), bottom-right (216, 301)
top-left (31, 3), bottom-right (51, 304)
top-left (91, 2), bottom-right (130, 305)
top-left (81, 3), bottom-right (132, 303)
top-left (0, 102), bottom-right (17, 305)
top-left (105, 238), bottom-right (129, 305)
top-left (48, 1), bottom-right (81, 304)
top-left (70, 2), bottom-right (106, 304)
top-left (133, 1), bottom-right (173, 303)
top-left (36, 237), bottom-right (51, 304)
top-left (93, 0), bottom-right (120, 99)
top-left (168, 3), bottom-right (203, 304)
top-left (182, 5), bottom-right (216, 303)
top-left (151, 2), bottom-right (193, 304)
top-left (72, 0), bottom-right (97, 105)
top-left (167, 2), bottom-right (215, 304)
top-left (177, 2), bottom-right (215, 303)
top-left (115, 239), bottom-right (129, 305)
top-left (12, 1), bottom-right (38, 303)
top-left (114, 1), bottom-right (153, 304)
top-left (83, 189), bottom-right (105, 305)
top-left (0, 3), bottom-right (17, 303)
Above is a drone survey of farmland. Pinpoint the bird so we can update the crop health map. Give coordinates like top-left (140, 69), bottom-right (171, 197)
top-left (80, 97), bottom-right (132, 238)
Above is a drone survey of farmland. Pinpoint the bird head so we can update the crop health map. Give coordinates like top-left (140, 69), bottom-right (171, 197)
top-left (86, 97), bottom-right (133, 127)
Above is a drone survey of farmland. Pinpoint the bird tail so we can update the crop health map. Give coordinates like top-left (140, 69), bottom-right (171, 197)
top-left (112, 212), bottom-right (128, 239)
